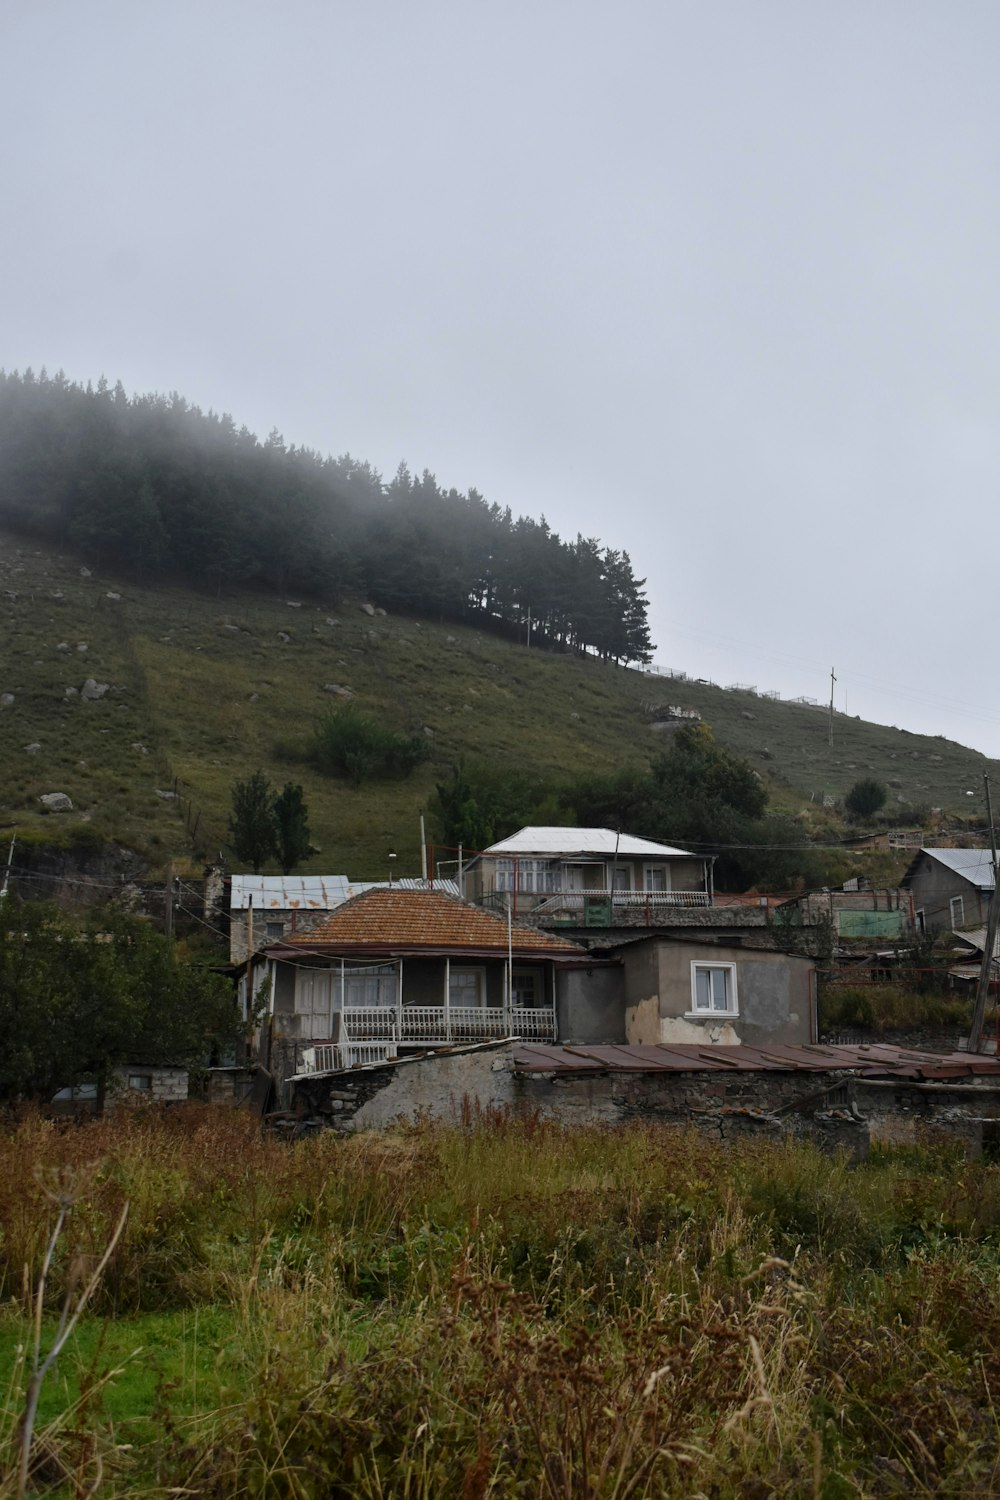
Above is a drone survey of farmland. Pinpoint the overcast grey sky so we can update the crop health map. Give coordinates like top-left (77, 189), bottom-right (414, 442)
top-left (2, 2), bottom-right (998, 751)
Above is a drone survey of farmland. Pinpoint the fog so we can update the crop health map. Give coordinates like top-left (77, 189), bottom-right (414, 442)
top-left (2, 1), bottom-right (998, 749)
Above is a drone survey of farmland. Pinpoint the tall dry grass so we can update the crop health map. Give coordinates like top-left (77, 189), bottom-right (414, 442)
top-left (0, 1107), bottom-right (999, 1495)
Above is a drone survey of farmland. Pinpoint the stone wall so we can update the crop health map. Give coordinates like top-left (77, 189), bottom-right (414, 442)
top-left (283, 1045), bottom-right (1000, 1158)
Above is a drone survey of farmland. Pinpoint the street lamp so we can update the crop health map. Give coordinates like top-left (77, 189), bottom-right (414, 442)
top-left (388, 852), bottom-right (397, 888)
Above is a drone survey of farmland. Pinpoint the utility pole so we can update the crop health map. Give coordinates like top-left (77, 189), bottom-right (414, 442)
top-left (526, 606), bottom-right (532, 649)
top-left (828, 667), bottom-right (837, 748)
top-left (968, 774), bottom-right (1000, 1053)
top-left (0, 833), bottom-right (15, 899)
top-left (164, 861), bottom-right (174, 941)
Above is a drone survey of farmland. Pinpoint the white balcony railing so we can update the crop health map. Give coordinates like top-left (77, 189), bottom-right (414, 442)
top-left (504, 889), bottom-right (711, 918)
top-left (296, 1004), bottom-right (556, 1073)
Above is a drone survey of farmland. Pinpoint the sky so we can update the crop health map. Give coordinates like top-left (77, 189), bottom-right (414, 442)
top-left (2, 2), bottom-right (999, 751)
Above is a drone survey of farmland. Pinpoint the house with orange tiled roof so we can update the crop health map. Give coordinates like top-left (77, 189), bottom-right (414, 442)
top-left (247, 886), bottom-right (621, 1084)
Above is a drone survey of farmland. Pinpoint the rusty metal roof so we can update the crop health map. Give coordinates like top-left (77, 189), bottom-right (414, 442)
top-left (512, 1042), bottom-right (1000, 1082)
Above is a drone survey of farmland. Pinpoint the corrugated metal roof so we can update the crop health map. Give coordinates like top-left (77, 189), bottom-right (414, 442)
top-left (512, 1042), bottom-right (1000, 1081)
top-left (230, 875), bottom-right (458, 910)
top-left (483, 826), bottom-right (700, 859)
top-left (906, 848), bottom-right (995, 890)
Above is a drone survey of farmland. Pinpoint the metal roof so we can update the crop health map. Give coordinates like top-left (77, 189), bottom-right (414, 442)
top-left (230, 875), bottom-right (458, 910)
top-left (904, 848), bottom-right (995, 890)
top-left (512, 1042), bottom-right (1000, 1081)
top-left (482, 826), bottom-right (700, 859)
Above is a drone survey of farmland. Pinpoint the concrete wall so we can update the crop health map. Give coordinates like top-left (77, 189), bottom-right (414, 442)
top-left (622, 939), bottom-right (814, 1047)
top-left (556, 967), bottom-right (626, 1042)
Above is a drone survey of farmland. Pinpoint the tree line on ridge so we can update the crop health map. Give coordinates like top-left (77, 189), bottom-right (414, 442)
top-left (0, 368), bottom-right (653, 664)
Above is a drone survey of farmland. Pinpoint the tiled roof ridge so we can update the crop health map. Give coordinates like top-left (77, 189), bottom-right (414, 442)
top-left (283, 884), bottom-right (584, 953)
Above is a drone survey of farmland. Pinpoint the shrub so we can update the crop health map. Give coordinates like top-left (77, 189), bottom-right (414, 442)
top-left (308, 706), bottom-right (429, 786)
top-left (845, 777), bottom-right (887, 819)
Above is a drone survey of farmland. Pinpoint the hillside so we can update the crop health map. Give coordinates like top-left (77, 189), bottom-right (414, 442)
top-left (0, 531), bottom-right (994, 879)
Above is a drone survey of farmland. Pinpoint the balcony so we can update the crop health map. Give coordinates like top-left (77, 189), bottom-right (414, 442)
top-left (294, 1004), bottom-right (556, 1075)
top-left (480, 887), bottom-right (712, 926)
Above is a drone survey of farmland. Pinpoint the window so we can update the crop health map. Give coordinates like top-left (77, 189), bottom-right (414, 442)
top-left (512, 968), bottom-right (542, 1008)
top-left (450, 966), bottom-right (486, 1008)
top-left (265, 921), bottom-right (284, 940)
top-left (690, 962), bottom-right (738, 1016)
top-left (127, 1073), bottom-right (152, 1092)
top-left (611, 865), bottom-right (631, 891)
top-left (644, 865), bottom-right (668, 893)
top-left (496, 859), bottom-right (514, 892)
top-left (950, 896), bottom-right (965, 929)
top-left (343, 965), bottom-right (397, 1007)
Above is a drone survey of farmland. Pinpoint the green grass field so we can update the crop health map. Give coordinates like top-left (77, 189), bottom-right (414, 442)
top-left (2, 1107), bottom-right (1000, 1497)
top-left (0, 529), bottom-right (993, 878)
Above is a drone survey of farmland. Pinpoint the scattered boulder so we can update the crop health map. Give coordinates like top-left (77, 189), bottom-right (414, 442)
top-left (570, 711), bottom-right (580, 720)
top-left (156, 789), bottom-right (179, 801)
top-left (80, 679), bottom-right (109, 701)
top-left (323, 683), bottom-right (354, 699)
top-left (76, 643), bottom-right (88, 653)
top-left (249, 692), bottom-right (259, 703)
top-left (23, 742), bottom-right (40, 754)
top-left (360, 603), bottom-right (375, 617)
top-left (105, 591), bottom-right (121, 601)
top-left (325, 617), bottom-right (340, 626)
top-left (221, 624), bottom-right (241, 633)
top-left (446, 635), bottom-right (457, 644)
top-left (285, 601), bottom-right (302, 609)
top-left (366, 630), bottom-right (380, 646)
top-left (374, 607), bottom-right (387, 617)
top-left (131, 742), bottom-right (149, 755)
top-left (56, 642), bottom-right (70, 652)
top-left (0, 693), bottom-right (13, 707)
top-left (741, 710), bottom-right (755, 720)
top-left (79, 567), bottom-right (91, 578)
top-left (39, 792), bottom-right (73, 812)
top-left (422, 726), bottom-right (434, 738)
top-left (277, 632), bottom-right (291, 643)
top-left (64, 686), bottom-right (78, 699)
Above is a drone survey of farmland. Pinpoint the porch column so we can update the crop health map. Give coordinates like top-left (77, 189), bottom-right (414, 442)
top-left (504, 958), bottom-right (512, 1036)
top-left (444, 957), bottom-right (451, 1042)
top-left (396, 958), bottom-right (404, 1044)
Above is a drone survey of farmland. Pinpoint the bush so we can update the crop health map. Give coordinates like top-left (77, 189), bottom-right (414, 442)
top-left (820, 982), bottom-right (971, 1034)
top-left (845, 777), bottom-right (887, 819)
top-left (309, 706), bottom-right (429, 786)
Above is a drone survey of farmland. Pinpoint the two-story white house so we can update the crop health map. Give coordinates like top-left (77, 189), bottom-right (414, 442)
top-left (460, 826), bottom-right (713, 926)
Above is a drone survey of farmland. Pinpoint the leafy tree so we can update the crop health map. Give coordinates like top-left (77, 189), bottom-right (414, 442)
top-left (228, 770), bottom-right (277, 871)
top-left (309, 707), bottom-right (429, 787)
top-left (273, 782), bottom-right (312, 874)
top-left (845, 778), bottom-right (888, 819)
top-left (0, 900), bottom-right (239, 1104)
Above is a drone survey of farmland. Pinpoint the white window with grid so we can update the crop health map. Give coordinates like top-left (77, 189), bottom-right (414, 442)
top-left (689, 962), bottom-right (738, 1017)
top-left (343, 965), bottom-right (397, 1007)
top-left (449, 966), bottom-right (486, 1008)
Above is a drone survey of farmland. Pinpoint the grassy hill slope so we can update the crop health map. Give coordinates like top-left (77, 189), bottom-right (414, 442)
top-left (0, 531), bottom-right (993, 877)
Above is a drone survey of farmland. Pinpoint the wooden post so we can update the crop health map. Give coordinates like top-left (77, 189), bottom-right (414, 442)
top-left (969, 776), bottom-right (1000, 1053)
top-left (164, 862), bottom-right (174, 940)
top-left (396, 958), bottom-right (404, 1045)
top-left (444, 957), bottom-right (451, 1042)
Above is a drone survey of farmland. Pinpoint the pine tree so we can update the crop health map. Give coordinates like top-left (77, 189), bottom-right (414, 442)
top-left (273, 783), bottom-right (312, 874)
top-left (228, 771), bottom-right (278, 872)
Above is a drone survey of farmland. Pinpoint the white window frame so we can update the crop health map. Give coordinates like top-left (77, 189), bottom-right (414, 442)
top-left (342, 965), bottom-right (397, 1008)
top-left (643, 863), bottom-right (670, 893)
top-left (449, 965), bottom-right (487, 1008)
top-left (295, 968), bottom-right (335, 1038)
top-left (688, 961), bottom-right (739, 1018)
top-left (950, 895), bottom-right (965, 929)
